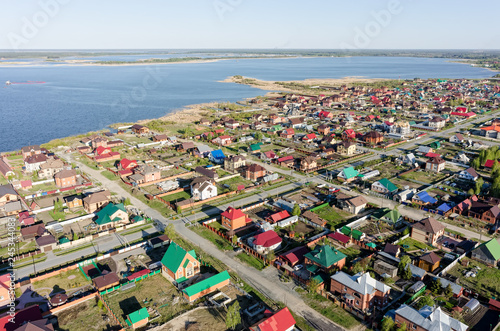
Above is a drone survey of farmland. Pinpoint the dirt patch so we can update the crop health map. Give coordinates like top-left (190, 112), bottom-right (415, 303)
top-left (153, 307), bottom-right (227, 331)
top-left (55, 299), bottom-right (119, 331)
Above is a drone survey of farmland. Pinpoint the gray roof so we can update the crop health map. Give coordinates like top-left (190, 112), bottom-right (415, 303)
top-left (330, 271), bottom-right (390, 295)
top-left (377, 252), bottom-right (426, 279)
top-left (196, 145), bottom-right (212, 153)
top-left (395, 305), bottom-right (467, 331)
top-left (435, 277), bottom-right (462, 296)
top-left (4, 200), bottom-right (22, 213)
top-left (0, 184), bottom-right (17, 198)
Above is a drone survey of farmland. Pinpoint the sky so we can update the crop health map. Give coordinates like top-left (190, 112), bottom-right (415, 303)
top-left (1, 0), bottom-right (499, 50)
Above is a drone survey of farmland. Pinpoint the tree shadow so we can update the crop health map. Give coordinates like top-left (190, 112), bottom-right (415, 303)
top-left (50, 285), bottom-right (65, 296)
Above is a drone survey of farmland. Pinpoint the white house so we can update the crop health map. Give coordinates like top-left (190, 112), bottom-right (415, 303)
top-left (452, 152), bottom-right (470, 165)
top-left (24, 154), bottom-right (48, 173)
top-left (394, 188), bottom-right (416, 202)
top-left (449, 133), bottom-right (465, 144)
top-left (248, 230), bottom-right (282, 254)
top-left (427, 117), bottom-right (445, 130)
top-left (458, 167), bottom-right (479, 181)
top-left (190, 177), bottom-right (217, 201)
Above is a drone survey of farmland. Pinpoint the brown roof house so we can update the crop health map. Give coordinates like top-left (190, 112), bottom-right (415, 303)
top-left (21, 145), bottom-right (41, 159)
top-left (224, 155), bottom-right (246, 173)
top-left (425, 156), bottom-right (446, 173)
top-left (93, 273), bottom-right (120, 291)
top-left (336, 194), bottom-right (367, 215)
top-left (36, 234), bottom-right (57, 252)
top-left (131, 124), bottom-right (149, 134)
top-left (0, 184), bottom-right (19, 209)
top-left (20, 224), bottom-right (46, 241)
top-left (54, 169), bottom-right (77, 188)
top-left (83, 190), bottom-right (111, 213)
top-left (246, 164), bottom-right (267, 182)
top-left (363, 131), bottom-right (384, 145)
top-left (335, 141), bottom-right (356, 156)
top-left (300, 156), bottom-right (317, 171)
top-left (418, 251), bottom-right (441, 272)
top-left (38, 158), bottom-right (64, 179)
top-left (411, 217), bottom-right (445, 246)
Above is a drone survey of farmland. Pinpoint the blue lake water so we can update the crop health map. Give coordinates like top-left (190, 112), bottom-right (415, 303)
top-left (0, 56), bottom-right (493, 152)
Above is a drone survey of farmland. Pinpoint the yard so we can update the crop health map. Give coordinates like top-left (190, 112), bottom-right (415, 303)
top-left (101, 170), bottom-right (118, 181)
top-left (159, 307), bottom-right (228, 331)
top-left (31, 268), bottom-right (92, 297)
top-left (55, 299), bottom-right (119, 331)
top-left (235, 252), bottom-right (267, 270)
top-left (160, 190), bottom-right (191, 203)
top-left (400, 170), bottom-right (450, 185)
top-left (446, 258), bottom-right (500, 299)
top-left (338, 246), bottom-right (362, 261)
top-left (312, 204), bottom-right (352, 229)
top-left (102, 274), bottom-right (191, 326)
top-left (370, 162), bottom-right (407, 181)
top-left (191, 225), bottom-right (233, 251)
top-left (398, 237), bottom-right (434, 252)
top-left (302, 292), bottom-right (360, 330)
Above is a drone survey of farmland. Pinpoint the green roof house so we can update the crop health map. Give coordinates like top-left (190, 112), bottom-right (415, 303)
top-left (249, 144), bottom-right (261, 152)
top-left (161, 242), bottom-right (200, 282)
top-left (337, 167), bottom-right (360, 182)
top-left (304, 245), bottom-right (347, 272)
top-left (132, 215), bottom-right (144, 223)
top-left (126, 307), bottom-right (149, 329)
top-left (371, 178), bottom-right (398, 194)
top-left (471, 239), bottom-right (500, 267)
top-left (182, 270), bottom-right (231, 302)
top-left (429, 141), bottom-right (441, 149)
top-left (94, 202), bottom-right (128, 230)
top-left (340, 226), bottom-right (365, 241)
top-left (371, 208), bottom-right (402, 226)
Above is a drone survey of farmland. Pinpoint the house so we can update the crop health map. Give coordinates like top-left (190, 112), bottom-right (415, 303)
top-left (249, 143), bottom-right (261, 153)
top-left (249, 307), bottom-right (296, 331)
top-left (383, 243), bottom-right (401, 258)
top-left (54, 169), bottom-right (77, 188)
top-left (302, 133), bottom-right (317, 143)
top-left (411, 191), bottom-right (437, 206)
top-left (94, 202), bottom-right (128, 230)
top-left (304, 245), bottom-right (347, 272)
top-left (336, 194), bottom-right (367, 214)
top-left (452, 152), bottom-right (470, 165)
top-left (425, 156), bottom-right (446, 173)
top-left (225, 119), bottom-right (240, 129)
top-left (300, 156), bottom-right (317, 171)
top-left (36, 233), bottom-right (57, 252)
top-left (182, 271), bottom-right (231, 302)
top-left (471, 238), bottom-right (500, 266)
top-left (94, 150), bottom-right (120, 163)
top-left (21, 145), bottom-right (41, 159)
top-left (20, 223), bottom-right (46, 241)
top-left (330, 271), bottom-right (390, 312)
top-left (221, 207), bottom-right (252, 231)
top-left (276, 156), bottom-right (294, 167)
top-left (340, 226), bottom-right (365, 241)
top-left (161, 242), bottom-right (200, 282)
top-left (250, 230), bottom-right (282, 253)
top-left (246, 164), bottom-right (267, 181)
top-left (0, 159), bottom-right (14, 179)
top-left (63, 195), bottom-right (83, 210)
top-left (317, 124), bottom-right (330, 135)
top-left (131, 165), bottom-right (161, 184)
top-left (195, 166), bottom-right (218, 180)
top-left (212, 135), bottom-right (232, 146)
top-left (289, 117), bottom-right (305, 129)
top-left (153, 134), bottom-right (169, 142)
top-left (302, 210), bottom-right (327, 227)
top-left (209, 149), bottom-right (226, 164)
top-left (418, 251), bottom-right (441, 272)
top-left (131, 124), bottom-right (149, 134)
top-left (458, 167), bottom-right (478, 181)
top-left (479, 125), bottom-right (500, 139)
top-left (83, 190), bottom-right (111, 213)
top-left (427, 117), bottom-right (445, 130)
top-left (0, 185), bottom-right (19, 208)
top-left (119, 158), bottom-right (138, 171)
top-left (449, 133), bottom-right (465, 143)
top-left (371, 178), bottom-right (398, 195)
top-left (394, 305), bottom-right (468, 331)
top-left (371, 208), bottom-right (402, 227)
top-left (373, 260), bottom-right (398, 278)
top-left (417, 146), bottom-right (433, 155)
top-left (224, 155), bottom-right (246, 173)
top-left (93, 273), bottom-right (120, 291)
top-left (190, 176), bottom-right (217, 201)
top-left (268, 210), bottom-right (290, 224)
top-left (24, 154), bottom-right (48, 172)
top-left (260, 151), bottom-right (277, 161)
top-left (280, 246), bottom-right (310, 267)
top-left (363, 131), bottom-right (384, 145)
top-left (178, 142), bottom-right (195, 152)
top-left (465, 201), bottom-right (500, 224)
top-left (95, 146), bottom-right (112, 156)
top-left (38, 158), bottom-right (65, 179)
top-left (1, 200), bottom-right (23, 216)
top-left (337, 166), bottom-right (359, 182)
top-left (280, 128), bottom-right (295, 139)
top-left (342, 129), bottom-right (356, 140)
top-left (126, 308), bottom-right (149, 329)
top-left (335, 141), bottom-right (356, 156)
top-left (411, 217), bottom-right (445, 246)
top-left (194, 145), bottom-right (212, 158)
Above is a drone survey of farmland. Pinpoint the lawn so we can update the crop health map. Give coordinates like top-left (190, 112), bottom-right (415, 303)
top-left (32, 268), bottom-right (91, 297)
top-left (102, 274), bottom-right (191, 326)
top-left (191, 226), bottom-right (233, 251)
top-left (338, 246), bottom-right (362, 261)
top-left (303, 293), bottom-right (360, 329)
top-left (55, 299), bottom-right (116, 331)
top-left (235, 252), bottom-right (267, 270)
top-left (161, 190), bottom-right (191, 203)
top-left (312, 205), bottom-right (351, 229)
top-left (0, 240), bottom-right (37, 259)
top-left (446, 258), bottom-right (500, 299)
top-left (218, 175), bottom-right (251, 187)
top-left (101, 170), bottom-right (118, 181)
top-left (400, 170), bottom-right (449, 184)
top-left (398, 238), bottom-right (433, 252)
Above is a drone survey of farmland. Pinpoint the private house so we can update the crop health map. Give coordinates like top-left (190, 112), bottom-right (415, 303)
top-left (209, 149), bottom-right (226, 164)
top-left (371, 208), bottom-right (402, 227)
top-left (250, 230), bottom-right (282, 254)
top-left (64, 195), bottom-right (84, 210)
top-left (466, 201), bottom-right (500, 224)
top-left (212, 135), bottom-right (232, 146)
top-left (302, 210), bottom-right (327, 227)
top-left (129, 165), bottom-right (161, 184)
top-left (225, 119), bottom-right (239, 129)
top-left (330, 271), bottom-right (390, 312)
top-left (373, 260), bottom-right (398, 278)
top-left (471, 238), bottom-right (500, 266)
top-left (246, 164), bottom-right (267, 181)
top-left (394, 305), bottom-right (468, 331)
top-left (300, 156), bottom-right (317, 171)
top-left (336, 194), bottom-right (367, 214)
top-left (177, 142), bottom-right (195, 153)
top-left (427, 117), bottom-right (446, 130)
top-left (194, 145), bottom-right (212, 158)
top-left (383, 243), bottom-right (401, 258)
top-left (125, 308), bottom-right (149, 329)
top-left (190, 176), bottom-right (217, 201)
top-left (335, 141), bottom-right (356, 156)
top-left (224, 155), bottom-right (246, 173)
top-left (195, 166), bottom-right (218, 180)
top-left (479, 125), bottom-right (500, 139)
top-left (304, 245), bottom-right (347, 272)
top-left (249, 307), bottom-right (296, 331)
top-left (289, 117), bottom-right (305, 129)
top-left (36, 233), bottom-right (57, 252)
top-left (452, 152), bottom-right (470, 165)
top-left (161, 242), bottom-right (200, 282)
top-left (277, 156), bottom-right (294, 167)
top-left (260, 151), bottom-right (277, 161)
top-left (458, 167), bottom-right (479, 181)
top-left (280, 128), bottom-right (295, 139)
top-left (0, 159), bottom-right (14, 179)
top-left (38, 158), bottom-right (65, 179)
top-left (268, 210), bottom-right (290, 224)
top-left (418, 251), bottom-right (441, 272)
top-left (280, 246), bottom-right (310, 267)
top-left (131, 124), bottom-right (149, 134)
top-left (221, 207), bottom-right (251, 231)
top-left (21, 145), bottom-right (41, 159)
top-left (302, 133), bottom-right (317, 143)
top-left (20, 223), bottom-right (46, 241)
top-left (411, 217), bottom-right (445, 246)
top-left (153, 134), bottom-right (169, 142)
top-left (24, 154), bottom-right (48, 172)
top-left (1, 200), bottom-right (23, 216)
top-left (0, 185), bottom-right (19, 209)
top-left (182, 271), bottom-right (231, 302)
top-left (411, 191), bottom-right (437, 206)
top-left (342, 129), bottom-right (356, 141)
top-left (363, 131), bottom-right (384, 145)
top-left (91, 137), bottom-right (108, 149)
top-left (449, 133), bottom-right (465, 143)
top-left (54, 169), bottom-right (77, 188)
top-left (317, 124), bottom-right (330, 135)
top-left (337, 166), bottom-right (359, 182)
top-left (93, 273), bottom-right (120, 292)
top-left (94, 149), bottom-right (120, 163)
top-left (83, 190), bottom-right (111, 213)
top-left (425, 156), bottom-right (446, 173)
top-left (94, 202), bottom-right (128, 230)
top-left (371, 178), bottom-right (398, 195)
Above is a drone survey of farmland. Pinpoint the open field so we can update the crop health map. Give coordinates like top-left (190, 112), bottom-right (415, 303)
top-left (32, 268), bottom-right (91, 297)
top-left (312, 204), bottom-right (351, 229)
top-left (400, 170), bottom-right (449, 184)
top-left (158, 307), bottom-right (228, 331)
top-left (446, 258), bottom-right (500, 299)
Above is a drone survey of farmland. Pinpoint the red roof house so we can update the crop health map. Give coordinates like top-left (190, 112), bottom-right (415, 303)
top-left (127, 269), bottom-right (150, 281)
top-left (268, 210), bottom-right (290, 223)
top-left (250, 307), bottom-right (296, 331)
top-left (253, 230), bottom-right (282, 249)
top-left (95, 146), bottom-right (111, 156)
top-left (120, 158), bottom-right (138, 170)
top-left (484, 159), bottom-right (499, 168)
top-left (328, 232), bottom-right (351, 244)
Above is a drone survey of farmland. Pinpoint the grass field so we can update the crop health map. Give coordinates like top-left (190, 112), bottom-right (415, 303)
top-left (235, 252), bottom-right (266, 270)
top-left (101, 170), bottom-right (118, 181)
top-left (312, 205), bottom-right (351, 229)
top-left (400, 170), bottom-right (449, 184)
top-left (55, 299), bottom-right (117, 331)
top-left (398, 237), bottom-right (433, 252)
top-left (102, 274), bottom-right (190, 326)
top-left (446, 258), bottom-right (500, 299)
top-left (191, 226), bottom-right (233, 251)
top-left (32, 268), bottom-right (91, 297)
top-left (304, 293), bottom-right (360, 329)
top-left (161, 190), bottom-right (191, 203)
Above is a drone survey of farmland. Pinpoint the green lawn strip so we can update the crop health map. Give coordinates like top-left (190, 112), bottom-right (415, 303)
top-left (54, 242), bottom-right (96, 256)
top-left (190, 226), bottom-right (233, 251)
top-left (100, 170), bottom-right (118, 181)
top-left (160, 190), bottom-right (191, 203)
top-left (119, 225), bottom-right (154, 236)
top-left (398, 238), bottom-right (433, 251)
top-left (0, 241), bottom-right (38, 259)
top-left (235, 252), bottom-right (266, 270)
top-left (12, 254), bottom-right (47, 269)
top-left (304, 293), bottom-right (360, 329)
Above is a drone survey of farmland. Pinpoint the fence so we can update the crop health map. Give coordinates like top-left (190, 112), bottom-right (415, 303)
top-left (97, 292), bottom-right (123, 329)
top-left (137, 171), bottom-right (195, 187)
top-left (303, 152), bottom-right (372, 173)
top-left (438, 251), bottom-right (467, 277)
top-left (99, 269), bottom-right (161, 295)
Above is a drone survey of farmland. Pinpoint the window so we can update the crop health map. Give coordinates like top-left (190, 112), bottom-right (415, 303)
top-left (412, 324), bottom-right (417, 329)
top-left (353, 293), bottom-right (361, 299)
top-left (344, 286), bottom-right (347, 291)
top-left (355, 300), bottom-right (359, 306)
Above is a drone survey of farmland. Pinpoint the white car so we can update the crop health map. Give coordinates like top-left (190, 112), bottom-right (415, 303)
top-left (294, 265), bottom-right (304, 271)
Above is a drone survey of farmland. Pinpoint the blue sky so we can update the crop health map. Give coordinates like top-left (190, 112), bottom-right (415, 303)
top-left (1, 0), bottom-right (499, 50)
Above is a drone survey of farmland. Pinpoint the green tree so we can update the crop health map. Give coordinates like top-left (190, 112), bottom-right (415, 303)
top-left (291, 204), bottom-right (301, 216)
top-left (398, 255), bottom-right (411, 274)
top-left (444, 284), bottom-right (453, 297)
top-left (468, 188), bottom-right (475, 196)
top-left (123, 197), bottom-right (132, 206)
top-left (381, 317), bottom-right (395, 331)
top-left (352, 262), bottom-right (365, 274)
top-left (254, 132), bottom-right (263, 141)
top-left (402, 227), bottom-right (410, 236)
top-left (232, 235), bottom-right (238, 246)
top-left (226, 301), bottom-right (241, 330)
top-left (307, 277), bottom-right (320, 294)
top-left (417, 296), bottom-right (435, 309)
top-left (471, 157), bottom-right (480, 170)
top-left (267, 251), bottom-right (275, 262)
top-left (164, 223), bottom-right (177, 241)
top-left (430, 278), bottom-right (442, 294)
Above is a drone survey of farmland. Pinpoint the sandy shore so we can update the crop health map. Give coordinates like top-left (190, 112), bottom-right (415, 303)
top-left (137, 101), bottom-right (220, 125)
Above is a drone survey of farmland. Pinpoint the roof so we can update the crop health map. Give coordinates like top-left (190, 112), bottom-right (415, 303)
top-left (437, 203), bottom-right (452, 213)
top-left (0, 305), bottom-right (45, 331)
top-left (328, 232), bottom-right (350, 244)
top-left (20, 224), bottom-right (45, 238)
top-left (182, 271), bottom-right (230, 297)
top-left (427, 156), bottom-right (445, 164)
top-left (83, 190), bottom-right (110, 205)
top-left (414, 191), bottom-right (437, 204)
top-left (36, 234), bottom-right (56, 247)
top-left (126, 307), bottom-right (149, 325)
top-left (484, 159), bottom-right (499, 168)
top-left (161, 242), bottom-right (196, 273)
top-left (0, 184), bottom-right (17, 198)
top-left (253, 231), bottom-right (282, 248)
top-left (280, 246), bottom-right (310, 265)
top-left (420, 251), bottom-right (441, 265)
top-left (54, 169), bottom-right (76, 179)
top-left (120, 158), bottom-right (137, 169)
top-left (473, 238), bottom-right (500, 261)
top-left (372, 208), bottom-right (401, 224)
top-left (340, 167), bottom-right (359, 179)
top-left (93, 272), bottom-right (120, 289)
top-left (412, 217), bottom-right (445, 234)
top-left (304, 245), bottom-right (347, 268)
top-left (375, 178), bottom-right (398, 192)
top-left (269, 210), bottom-right (290, 223)
top-left (210, 149), bottom-right (225, 159)
top-left (95, 203), bottom-right (127, 225)
top-left (383, 243), bottom-right (400, 256)
top-left (127, 269), bottom-right (150, 281)
top-left (347, 195), bottom-right (368, 207)
top-left (247, 163), bottom-right (266, 173)
top-left (395, 305), bottom-right (467, 331)
top-left (0, 159), bottom-right (13, 176)
top-left (221, 207), bottom-right (246, 220)
top-left (253, 307), bottom-right (296, 331)
top-left (331, 271), bottom-right (390, 295)
top-left (196, 145), bottom-right (212, 153)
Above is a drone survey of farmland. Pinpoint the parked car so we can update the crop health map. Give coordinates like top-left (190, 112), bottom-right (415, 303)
top-left (294, 265), bottom-right (304, 271)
